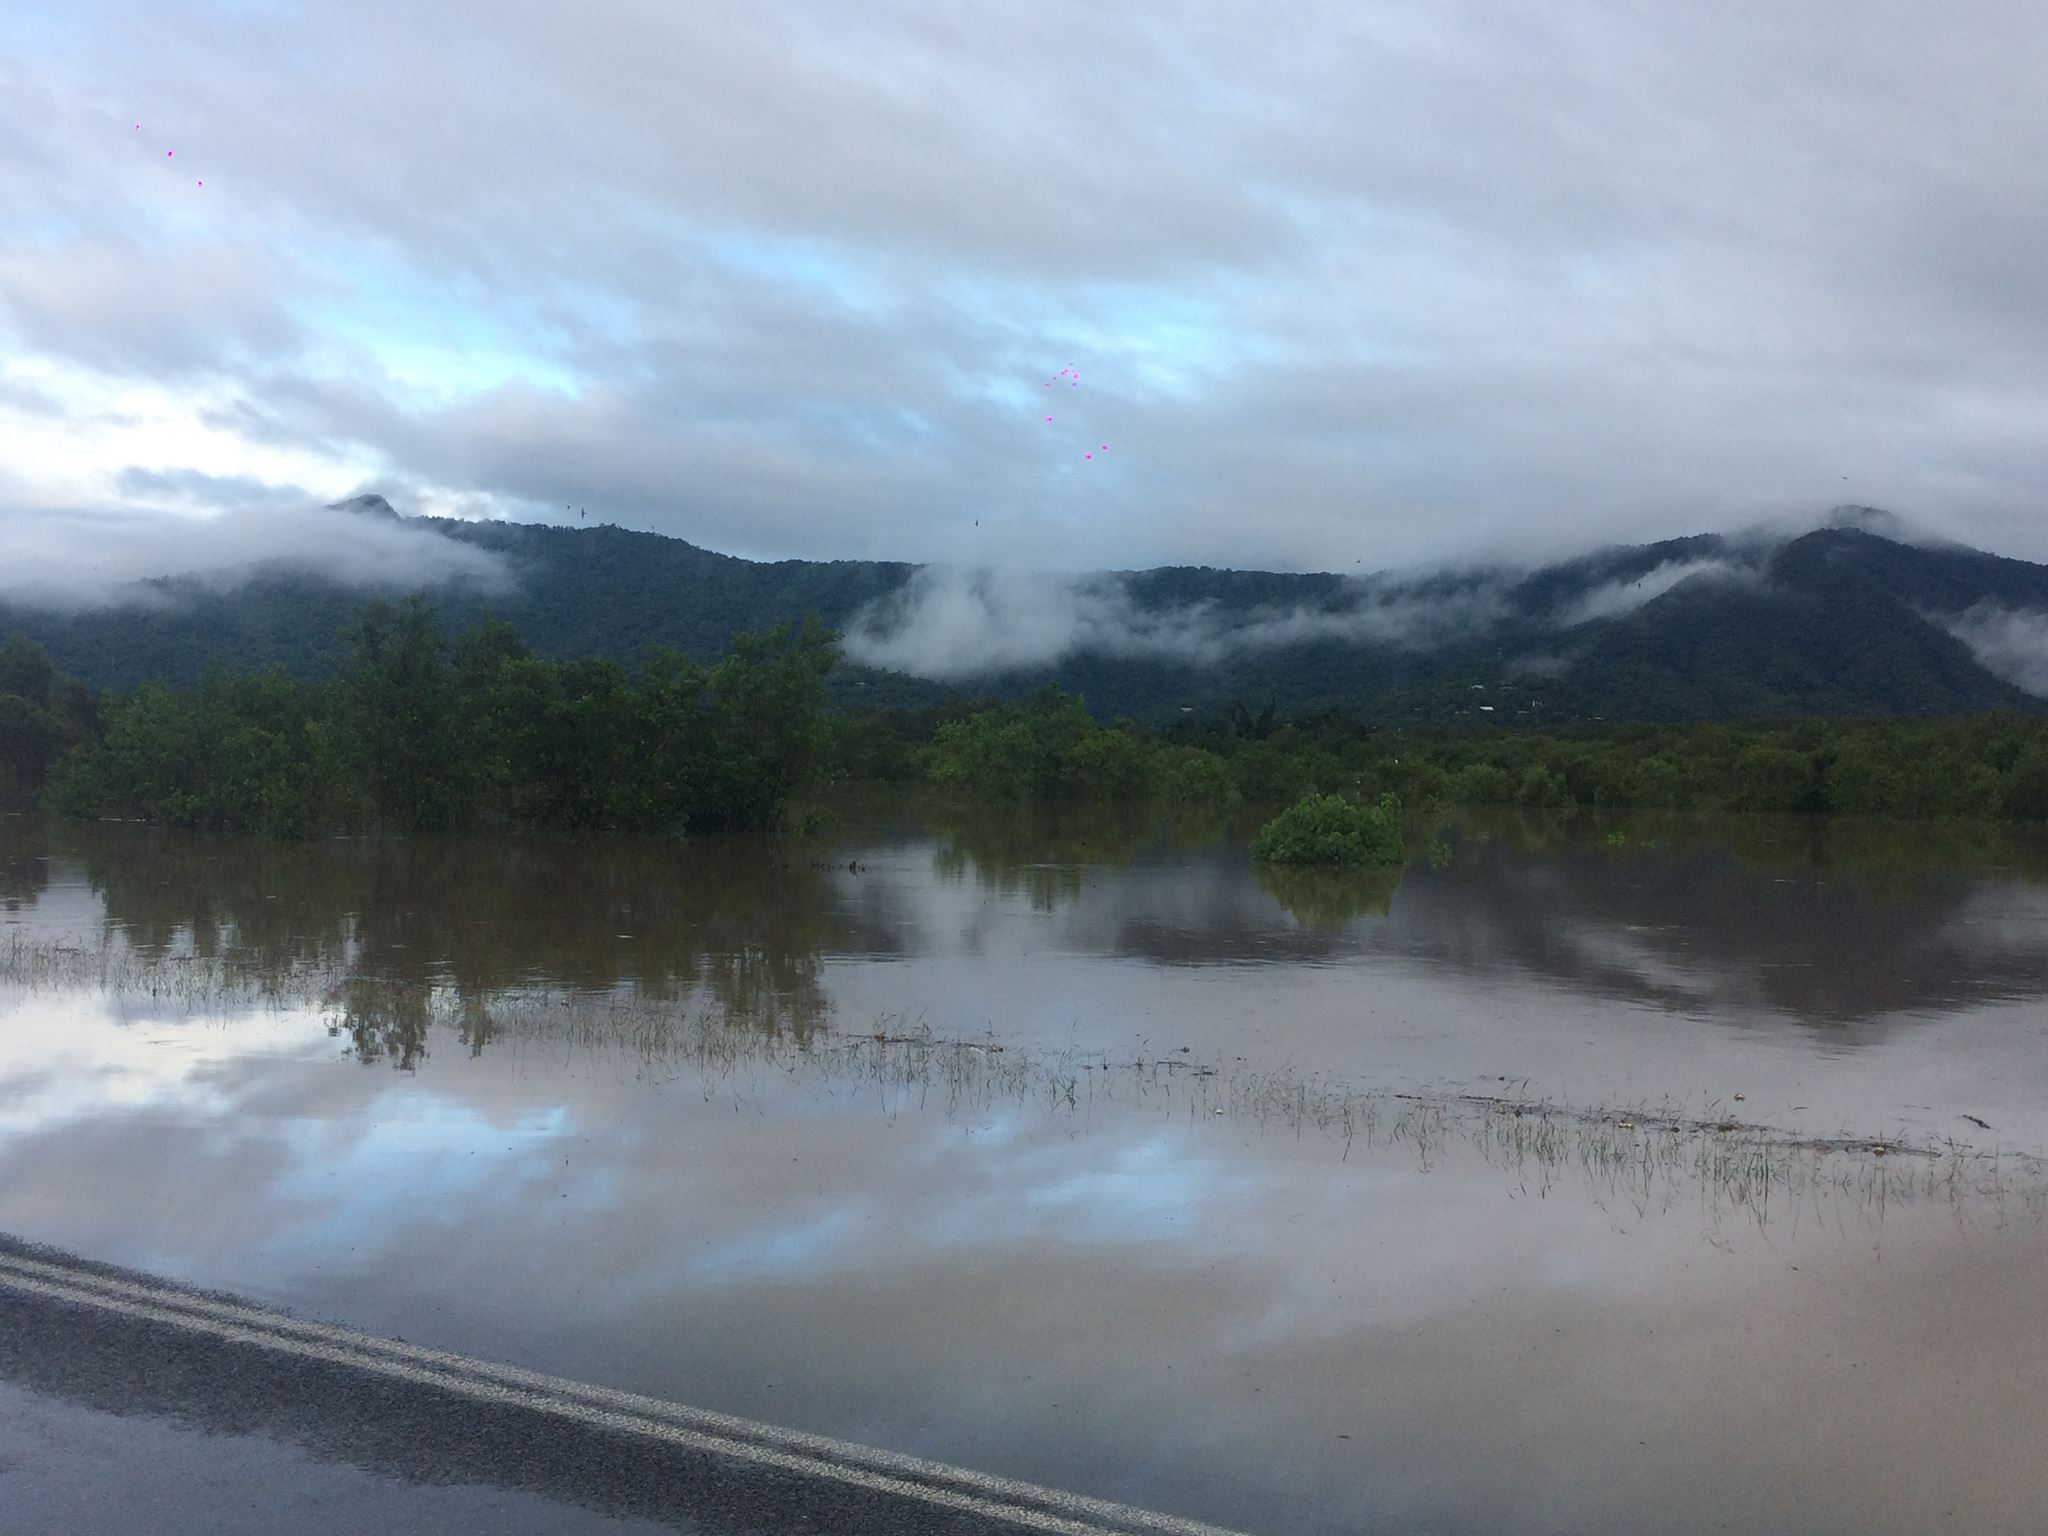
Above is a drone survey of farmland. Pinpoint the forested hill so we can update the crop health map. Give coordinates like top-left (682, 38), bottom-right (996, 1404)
top-left (6, 503), bottom-right (2048, 725)
top-left (2, 517), bottom-right (916, 696)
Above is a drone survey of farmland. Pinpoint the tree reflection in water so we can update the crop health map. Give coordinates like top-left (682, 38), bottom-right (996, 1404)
top-left (926, 797), bottom-right (1232, 912)
top-left (54, 824), bottom-right (840, 1066)
top-left (15, 799), bottom-right (2048, 1064)
top-left (1254, 862), bottom-right (1406, 927)
top-left (0, 817), bottom-right (49, 913)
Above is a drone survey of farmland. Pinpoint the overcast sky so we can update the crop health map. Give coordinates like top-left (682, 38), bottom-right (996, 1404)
top-left (7, 0), bottom-right (2048, 587)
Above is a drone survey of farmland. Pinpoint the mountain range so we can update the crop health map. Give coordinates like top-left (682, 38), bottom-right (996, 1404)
top-left (5, 500), bottom-right (2046, 726)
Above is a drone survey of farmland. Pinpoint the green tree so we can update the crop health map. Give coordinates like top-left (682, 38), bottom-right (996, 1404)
top-left (1251, 793), bottom-right (1404, 866)
top-left (0, 634), bottom-right (54, 706)
top-left (691, 615), bottom-right (839, 828)
top-left (0, 635), bottom-right (65, 807)
top-left (929, 687), bottom-right (1098, 801)
top-left (2004, 742), bottom-right (2048, 822)
top-left (1728, 745), bottom-right (1818, 814)
top-left (1450, 762), bottom-right (1516, 804)
top-left (1062, 723), bottom-right (1155, 802)
top-left (340, 599), bottom-right (472, 832)
top-left (1516, 764), bottom-right (1569, 809)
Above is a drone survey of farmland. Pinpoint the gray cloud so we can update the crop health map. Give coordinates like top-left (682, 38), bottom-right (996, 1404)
top-left (0, 501), bottom-right (513, 612)
top-left (1939, 603), bottom-right (2048, 699)
top-left (113, 466), bottom-right (312, 507)
top-left (843, 564), bottom-right (1508, 680)
top-left (1554, 558), bottom-right (1756, 627)
top-left (0, 237), bottom-right (302, 378)
top-left (10, 2), bottom-right (2048, 571)
top-left (0, 377), bottom-right (62, 417)
top-left (845, 541), bottom-right (1793, 682)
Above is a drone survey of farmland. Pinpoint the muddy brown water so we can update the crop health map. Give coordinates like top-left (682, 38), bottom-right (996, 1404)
top-left (4, 804), bottom-right (2048, 1534)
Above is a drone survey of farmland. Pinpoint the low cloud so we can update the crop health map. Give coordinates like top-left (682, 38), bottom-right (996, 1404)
top-left (0, 499), bottom-right (513, 612)
top-left (846, 549), bottom-right (1778, 683)
top-left (1507, 653), bottom-right (1572, 680)
top-left (1555, 558), bottom-right (1754, 626)
top-left (842, 565), bottom-right (1506, 681)
top-left (1939, 602), bottom-right (2048, 697)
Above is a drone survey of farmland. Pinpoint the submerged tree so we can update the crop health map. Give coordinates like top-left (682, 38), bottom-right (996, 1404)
top-left (48, 605), bottom-right (841, 837)
top-left (1250, 793), bottom-right (1405, 866)
top-left (0, 634), bottom-right (98, 810)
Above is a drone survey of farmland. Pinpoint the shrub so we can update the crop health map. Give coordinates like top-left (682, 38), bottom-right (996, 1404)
top-left (1250, 792), bottom-right (1403, 866)
top-left (1061, 724), bottom-right (1154, 801)
top-left (1449, 762), bottom-right (1516, 805)
top-left (2005, 744), bottom-right (2048, 822)
top-left (1728, 745), bottom-right (1817, 814)
top-left (1155, 744), bottom-right (1237, 808)
top-left (1231, 739), bottom-right (1325, 805)
top-left (1516, 764), bottom-right (1569, 809)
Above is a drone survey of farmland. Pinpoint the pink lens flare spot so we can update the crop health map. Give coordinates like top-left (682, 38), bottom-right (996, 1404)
top-left (1045, 415), bottom-right (1053, 423)
top-left (166, 150), bottom-right (173, 157)
top-left (1084, 452), bottom-right (1093, 460)
top-left (1101, 444), bottom-right (1109, 451)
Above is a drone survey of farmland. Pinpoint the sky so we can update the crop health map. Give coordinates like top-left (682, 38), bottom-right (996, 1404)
top-left (7, 0), bottom-right (2048, 596)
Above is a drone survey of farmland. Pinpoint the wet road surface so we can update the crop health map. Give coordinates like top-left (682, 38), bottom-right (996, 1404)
top-left (0, 1237), bottom-right (1244, 1536)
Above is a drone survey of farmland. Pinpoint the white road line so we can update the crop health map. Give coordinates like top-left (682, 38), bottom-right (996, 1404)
top-left (0, 1250), bottom-right (1252, 1536)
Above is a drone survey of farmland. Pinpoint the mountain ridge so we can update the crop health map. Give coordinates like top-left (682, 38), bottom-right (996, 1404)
top-left (4, 508), bottom-right (2046, 726)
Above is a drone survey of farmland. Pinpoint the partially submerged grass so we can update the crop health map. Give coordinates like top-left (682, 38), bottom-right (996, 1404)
top-left (1219, 1069), bottom-right (2047, 1230)
top-left (1, 929), bottom-right (354, 1008)
top-left (5, 931), bottom-right (2044, 1230)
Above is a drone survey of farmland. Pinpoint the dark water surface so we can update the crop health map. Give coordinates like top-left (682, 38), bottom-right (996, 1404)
top-left (4, 805), bottom-right (2048, 1534)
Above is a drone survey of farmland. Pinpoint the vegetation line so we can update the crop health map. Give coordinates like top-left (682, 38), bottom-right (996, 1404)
top-left (9, 604), bottom-right (2048, 837)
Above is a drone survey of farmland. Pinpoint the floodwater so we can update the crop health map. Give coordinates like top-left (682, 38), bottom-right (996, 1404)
top-left (4, 803), bottom-right (2048, 1535)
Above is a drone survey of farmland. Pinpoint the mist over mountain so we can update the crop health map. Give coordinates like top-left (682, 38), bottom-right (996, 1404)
top-left (4, 501), bottom-right (2046, 726)
top-left (0, 496), bottom-right (510, 613)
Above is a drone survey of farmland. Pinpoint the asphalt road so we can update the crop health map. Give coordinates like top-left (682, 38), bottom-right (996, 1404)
top-left (0, 1236), bottom-right (1249, 1536)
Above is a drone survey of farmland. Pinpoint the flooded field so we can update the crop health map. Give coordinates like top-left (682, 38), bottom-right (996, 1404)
top-left (5, 804), bottom-right (2048, 1534)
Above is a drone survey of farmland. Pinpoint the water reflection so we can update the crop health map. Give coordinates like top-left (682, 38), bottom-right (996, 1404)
top-left (11, 804), bottom-right (2048, 1534)
top-left (1251, 862), bottom-right (1404, 927)
top-left (55, 824), bottom-right (836, 1040)
top-left (326, 975), bottom-right (436, 1069)
top-left (909, 803), bottom-right (2048, 1026)
top-left (0, 817), bottom-right (48, 912)
top-left (924, 799), bottom-right (1222, 911)
top-left (2, 977), bottom-right (2045, 1536)
top-left (1410, 813), bottom-right (2048, 1024)
top-left (7, 803), bottom-right (2048, 1048)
